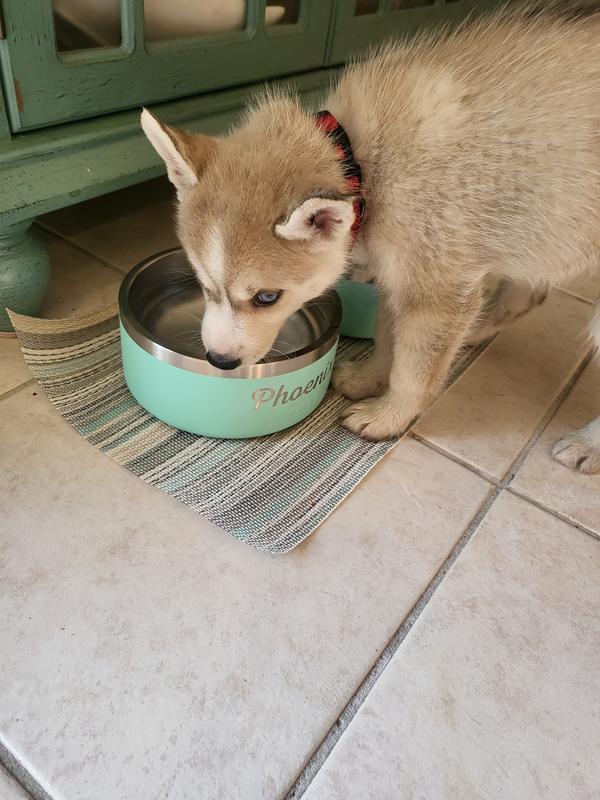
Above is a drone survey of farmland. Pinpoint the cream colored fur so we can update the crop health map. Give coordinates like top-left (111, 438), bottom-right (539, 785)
top-left (142, 4), bottom-right (600, 473)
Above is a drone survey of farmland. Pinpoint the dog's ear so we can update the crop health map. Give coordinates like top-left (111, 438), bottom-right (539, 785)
top-left (275, 196), bottom-right (355, 242)
top-left (141, 108), bottom-right (217, 196)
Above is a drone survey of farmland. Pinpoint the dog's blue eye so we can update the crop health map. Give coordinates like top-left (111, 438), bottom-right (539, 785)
top-left (253, 290), bottom-right (281, 307)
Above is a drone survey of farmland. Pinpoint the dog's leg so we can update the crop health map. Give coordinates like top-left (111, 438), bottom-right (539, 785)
top-left (342, 286), bottom-right (481, 440)
top-left (552, 303), bottom-right (600, 474)
top-left (333, 300), bottom-right (393, 400)
top-left (466, 278), bottom-right (548, 345)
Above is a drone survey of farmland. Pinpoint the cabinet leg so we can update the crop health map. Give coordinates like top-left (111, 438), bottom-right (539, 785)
top-left (0, 222), bottom-right (51, 333)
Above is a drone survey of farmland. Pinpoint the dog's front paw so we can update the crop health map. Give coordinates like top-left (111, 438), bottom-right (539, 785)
top-left (333, 360), bottom-right (387, 401)
top-left (552, 425), bottom-right (600, 474)
top-left (341, 396), bottom-right (414, 441)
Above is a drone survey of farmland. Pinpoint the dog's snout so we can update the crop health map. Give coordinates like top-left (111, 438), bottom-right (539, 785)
top-left (205, 351), bottom-right (241, 371)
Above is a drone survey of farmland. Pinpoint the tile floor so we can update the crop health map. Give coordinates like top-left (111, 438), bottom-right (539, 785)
top-left (1, 179), bottom-right (599, 800)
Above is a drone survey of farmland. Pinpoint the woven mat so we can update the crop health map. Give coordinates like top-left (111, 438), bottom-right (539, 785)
top-left (9, 304), bottom-right (403, 553)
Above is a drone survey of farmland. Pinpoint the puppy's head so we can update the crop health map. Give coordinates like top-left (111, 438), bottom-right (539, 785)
top-left (141, 98), bottom-right (356, 368)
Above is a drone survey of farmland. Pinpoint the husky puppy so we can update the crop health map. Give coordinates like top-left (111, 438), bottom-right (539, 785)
top-left (141, 3), bottom-right (600, 473)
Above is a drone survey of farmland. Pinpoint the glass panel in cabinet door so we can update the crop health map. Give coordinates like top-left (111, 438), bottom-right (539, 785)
top-left (391, 0), bottom-right (435, 9)
top-left (354, 0), bottom-right (380, 14)
top-left (52, 0), bottom-right (121, 50)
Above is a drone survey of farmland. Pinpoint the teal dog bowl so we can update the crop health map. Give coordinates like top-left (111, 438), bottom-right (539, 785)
top-left (336, 278), bottom-right (379, 339)
top-left (119, 250), bottom-right (341, 439)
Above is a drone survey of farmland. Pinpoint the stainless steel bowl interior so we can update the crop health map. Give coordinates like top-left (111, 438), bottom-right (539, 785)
top-left (119, 249), bottom-right (341, 379)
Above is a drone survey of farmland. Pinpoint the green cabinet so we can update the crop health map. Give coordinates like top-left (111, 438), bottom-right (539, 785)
top-left (0, 0), bottom-right (334, 131)
top-left (0, 0), bottom-right (502, 330)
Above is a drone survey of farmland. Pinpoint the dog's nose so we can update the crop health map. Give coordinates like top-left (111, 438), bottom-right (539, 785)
top-left (205, 351), bottom-right (241, 371)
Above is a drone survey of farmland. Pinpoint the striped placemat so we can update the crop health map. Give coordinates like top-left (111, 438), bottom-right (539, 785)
top-left (9, 304), bottom-right (403, 553)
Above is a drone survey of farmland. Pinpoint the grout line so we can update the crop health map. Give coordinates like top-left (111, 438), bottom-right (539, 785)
top-left (508, 486), bottom-right (600, 543)
top-left (284, 483), bottom-right (501, 800)
top-left (413, 348), bottom-right (594, 492)
top-left (501, 348), bottom-right (595, 486)
top-left (0, 740), bottom-right (52, 800)
top-left (286, 347), bottom-right (596, 798)
top-left (0, 378), bottom-right (36, 403)
top-left (555, 286), bottom-right (597, 306)
top-left (409, 432), bottom-right (500, 485)
top-left (0, 763), bottom-right (34, 800)
top-left (35, 221), bottom-right (128, 278)
top-left (451, 335), bottom-right (496, 381)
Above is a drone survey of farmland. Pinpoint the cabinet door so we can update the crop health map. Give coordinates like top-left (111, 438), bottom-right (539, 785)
top-left (328, 0), bottom-right (505, 65)
top-left (0, 0), bottom-right (334, 132)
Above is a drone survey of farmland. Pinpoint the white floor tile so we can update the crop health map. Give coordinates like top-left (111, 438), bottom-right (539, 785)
top-left (560, 269), bottom-right (600, 303)
top-left (0, 338), bottom-right (33, 396)
top-left (0, 387), bottom-right (490, 800)
top-left (40, 178), bottom-right (178, 272)
top-left (512, 359), bottom-right (600, 534)
top-left (0, 765), bottom-right (31, 799)
top-left (303, 492), bottom-right (600, 800)
top-left (414, 292), bottom-right (594, 479)
top-left (41, 233), bottom-right (122, 317)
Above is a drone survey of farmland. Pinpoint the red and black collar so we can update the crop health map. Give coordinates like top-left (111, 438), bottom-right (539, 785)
top-left (314, 110), bottom-right (365, 241)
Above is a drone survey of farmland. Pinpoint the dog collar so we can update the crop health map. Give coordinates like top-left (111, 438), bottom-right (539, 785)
top-left (314, 110), bottom-right (365, 241)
